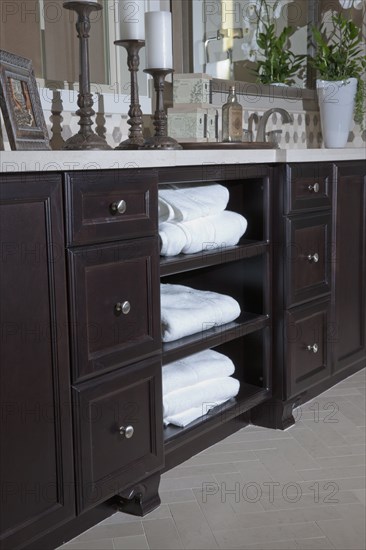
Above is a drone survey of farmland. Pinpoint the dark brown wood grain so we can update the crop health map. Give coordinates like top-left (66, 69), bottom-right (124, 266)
top-left (72, 357), bottom-right (163, 513)
top-left (332, 162), bottom-right (366, 373)
top-left (0, 174), bottom-right (74, 548)
top-left (68, 237), bottom-right (161, 382)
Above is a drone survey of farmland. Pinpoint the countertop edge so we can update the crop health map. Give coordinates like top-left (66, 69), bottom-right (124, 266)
top-left (0, 148), bottom-right (365, 173)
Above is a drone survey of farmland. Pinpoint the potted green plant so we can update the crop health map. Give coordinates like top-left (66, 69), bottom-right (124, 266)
top-left (253, 0), bottom-right (306, 85)
top-left (310, 12), bottom-right (366, 148)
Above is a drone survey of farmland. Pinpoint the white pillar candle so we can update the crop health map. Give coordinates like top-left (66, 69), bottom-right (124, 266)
top-left (119, 0), bottom-right (145, 40)
top-left (145, 11), bottom-right (173, 69)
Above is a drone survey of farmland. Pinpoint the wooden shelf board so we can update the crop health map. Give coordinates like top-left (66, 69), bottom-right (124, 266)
top-left (164, 385), bottom-right (271, 445)
top-left (160, 240), bottom-right (269, 277)
top-left (162, 312), bottom-right (269, 365)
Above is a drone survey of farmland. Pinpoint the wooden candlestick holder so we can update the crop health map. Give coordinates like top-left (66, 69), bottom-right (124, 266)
top-left (114, 39), bottom-right (145, 149)
top-left (63, 1), bottom-right (111, 150)
top-left (142, 69), bottom-right (182, 150)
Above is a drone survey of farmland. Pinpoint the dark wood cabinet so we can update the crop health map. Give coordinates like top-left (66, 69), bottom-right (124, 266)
top-left (0, 175), bottom-right (75, 549)
top-left (0, 170), bottom-right (163, 549)
top-left (253, 160), bottom-right (366, 430)
top-left (283, 163), bottom-right (333, 402)
top-left (65, 169), bottom-right (164, 518)
top-left (333, 162), bottom-right (366, 373)
top-left (1, 159), bottom-right (364, 549)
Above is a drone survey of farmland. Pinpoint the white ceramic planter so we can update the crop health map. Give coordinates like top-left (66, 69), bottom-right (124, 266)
top-left (316, 78), bottom-right (357, 148)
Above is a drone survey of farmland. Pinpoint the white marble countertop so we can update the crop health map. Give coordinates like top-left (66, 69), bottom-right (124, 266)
top-left (0, 148), bottom-right (365, 173)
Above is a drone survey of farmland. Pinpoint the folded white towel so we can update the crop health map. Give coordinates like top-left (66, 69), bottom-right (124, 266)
top-left (159, 183), bottom-right (229, 223)
top-left (163, 349), bottom-right (235, 395)
top-left (163, 376), bottom-right (240, 419)
top-left (164, 399), bottom-right (231, 428)
top-left (159, 211), bottom-right (247, 256)
top-left (161, 283), bottom-right (241, 342)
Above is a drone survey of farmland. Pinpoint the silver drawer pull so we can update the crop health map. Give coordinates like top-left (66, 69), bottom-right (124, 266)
top-left (308, 183), bottom-right (320, 193)
top-left (114, 301), bottom-right (131, 316)
top-left (110, 200), bottom-right (127, 215)
top-left (307, 343), bottom-right (319, 354)
top-left (119, 425), bottom-right (134, 439)
top-left (307, 253), bottom-right (319, 263)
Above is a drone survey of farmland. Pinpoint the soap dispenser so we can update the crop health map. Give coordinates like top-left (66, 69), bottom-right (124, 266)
top-left (222, 85), bottom-right (243, 143)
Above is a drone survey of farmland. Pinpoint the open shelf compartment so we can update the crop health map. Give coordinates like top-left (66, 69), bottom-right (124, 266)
top-left (164, 384), bottom-right (270, 444)
top-left (162, 312), bottom-right (269, 365)
top-left (160, 240), bottom-right (269, 277)
top-left (163, 327), bottom-right (272, 443)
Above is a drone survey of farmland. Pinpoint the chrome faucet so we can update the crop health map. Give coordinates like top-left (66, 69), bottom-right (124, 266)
top-left (256, 108), bottom-right (293, 142)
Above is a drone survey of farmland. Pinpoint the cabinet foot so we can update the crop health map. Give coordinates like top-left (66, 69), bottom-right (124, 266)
top-left (250, 398), bottom-right (301, 431)
top-left (115, 473), bottom-right (161, 517)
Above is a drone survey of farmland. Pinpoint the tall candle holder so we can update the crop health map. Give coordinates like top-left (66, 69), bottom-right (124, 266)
top-left (142, 69), bottom-right (182, 150)
top-left (63, 1), bottom-right (111, 150)
top-left (114, 40), bottom-right (145, 149)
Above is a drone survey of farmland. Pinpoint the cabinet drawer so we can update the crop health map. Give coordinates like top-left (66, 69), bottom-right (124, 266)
top-left (65, 170), bottom-right (158, 245)
top-left (68, 237), bottom-right (160, 381)
top-left (286, 299), bottom-right (331, 398)
top-left (73, 358), bottom-right (163, 512)
top-left (286, 212), bottom-right (331, 307)
top-left (285, 163), bottom-right (332, 214)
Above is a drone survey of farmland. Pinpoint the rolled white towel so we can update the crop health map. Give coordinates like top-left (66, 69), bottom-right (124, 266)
top-left (163, 376), bottom-right (240, 419)
top-left (164, 399), bottom-right (231, 428)
top-left (158, 197), bottom-right (174, 222)
top-left (159, 211), bottom-right (247, 257)
top-left (161, 283), bottom-right (241, 342)
top-left (159, 183), bottom-right (229, 222)
top-left (163, 349), bottom-right (235, 395)
top-left (159, 222), bottom-right (188, 256)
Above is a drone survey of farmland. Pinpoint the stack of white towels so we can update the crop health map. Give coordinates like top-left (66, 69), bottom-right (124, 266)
top-left (163, 349), bottom-right (240, 427)
top-left (159, 183), bottom-right (248, 256)
top-left (161, 283), bottom-right (241, 343)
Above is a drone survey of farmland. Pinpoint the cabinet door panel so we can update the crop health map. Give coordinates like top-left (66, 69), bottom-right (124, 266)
top-left (286, 212), bottom-right (332, 307)
top-left (286, 299), bottom-right (331, 398)
top-left (0, 176), bottom-right (75, 547)
top-left (333, 164), bottom-right (366, 372)
top-left (285, 163), bottom-right (333, 214)
top-left (65, 171), bottom-right (158, 245)
top-left (68, 237), bottom-right (160, 381)
top-left (73, 358), bottom-right (163, 512)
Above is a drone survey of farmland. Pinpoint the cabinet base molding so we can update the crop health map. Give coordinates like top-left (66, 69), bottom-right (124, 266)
top-left (250, 397), bottom-right (302, 431)
top-left (115, 473), bottom-right (161, 517)
top-left (252, 361), bottom-right (365, 431)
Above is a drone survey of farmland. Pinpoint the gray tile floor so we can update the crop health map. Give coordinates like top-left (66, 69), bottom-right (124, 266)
top-left (58, 369), bottom-right (365, 550)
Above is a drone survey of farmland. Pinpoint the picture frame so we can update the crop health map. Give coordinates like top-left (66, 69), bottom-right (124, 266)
top-left (0, 49), bottom-right (51, 150)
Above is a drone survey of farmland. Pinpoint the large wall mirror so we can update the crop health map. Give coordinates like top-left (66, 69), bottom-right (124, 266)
top-left (172, 0), bottom-right (365, 93)
top-left (0, 0), bottom-right (169, 109)
top-left (0, 0), bottom-right (363, 103)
